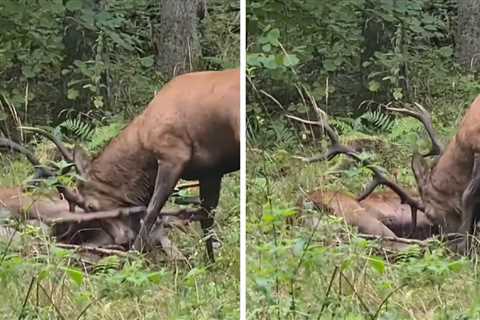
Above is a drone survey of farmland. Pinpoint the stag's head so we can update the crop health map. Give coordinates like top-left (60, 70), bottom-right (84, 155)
top-left (72, 146), bottom-right (127, 212)
top-left (412, 153), bottom-right (461, 230)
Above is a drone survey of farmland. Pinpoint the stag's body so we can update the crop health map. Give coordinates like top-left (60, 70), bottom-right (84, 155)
top-left (0, 187), bottom-right (70, 219)
top-left (74, 69), bottom-right (240, 258)
top-left (414, 96), bottom-right (480, 233)
top-left (304, 190), bottom-right (435, 239)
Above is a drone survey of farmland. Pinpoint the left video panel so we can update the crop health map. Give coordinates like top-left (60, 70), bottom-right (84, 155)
top-left (0, 1), bottom-right (241, 319)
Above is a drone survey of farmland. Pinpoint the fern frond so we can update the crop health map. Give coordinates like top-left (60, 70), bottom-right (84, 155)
top-left (58, 118), bottom-right (94, 141)
top-left (357, 110), bottom-right (395, 132)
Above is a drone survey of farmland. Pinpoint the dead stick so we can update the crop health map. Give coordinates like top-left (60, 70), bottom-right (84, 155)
top-left (56, 244), bottom-right (129, 257)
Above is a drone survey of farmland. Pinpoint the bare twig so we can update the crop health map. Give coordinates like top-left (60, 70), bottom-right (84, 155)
top-left (38, 284), bottom-right (66, 320)
top-left (56, 244), bottom-right (129, 257)
top-left (371, 284), bottom-right (407, 319)
top-left (339, 271), bottom-right (373, 318)
top-left (18, 276), bottom-right (36, 320)
top-left (317, 266), bottom-right (339, 319)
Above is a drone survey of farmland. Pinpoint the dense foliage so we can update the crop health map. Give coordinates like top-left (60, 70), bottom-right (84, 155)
top-left (0, 0), bottom-right (239, 141)
top-left (247, 0), bottom-right (479, 149)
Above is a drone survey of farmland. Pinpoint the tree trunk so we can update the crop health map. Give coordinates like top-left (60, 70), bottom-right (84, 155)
top-left (456, 0), bottom-right (480, 72)
top-left (154, 0), bottom-right (205, 77)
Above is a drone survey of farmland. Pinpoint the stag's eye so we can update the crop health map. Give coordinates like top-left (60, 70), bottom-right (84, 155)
top-left (86, 203), bottom-right (96, 212)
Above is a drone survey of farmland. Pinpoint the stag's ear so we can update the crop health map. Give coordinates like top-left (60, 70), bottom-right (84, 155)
top-left (73, 145), bottom-right (91, 177)
top-left (412, 152), bottom-right (430, 188)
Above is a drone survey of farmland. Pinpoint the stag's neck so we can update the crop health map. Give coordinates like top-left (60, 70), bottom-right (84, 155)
top-left (89, 123), bottom-right (157, 206)
top-left (430, 135), bottom-right (473, 197)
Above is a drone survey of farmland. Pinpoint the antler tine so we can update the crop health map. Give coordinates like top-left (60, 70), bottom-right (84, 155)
top-left (386, 102), bottom-right (443, 157)
top-left (0, 138), bottom-right (41, 167)
top-left (57, 186), bottom-right (85, 211)
top-left (21, 127), bottom-right (74, 162)
top-left (0, 137), bottom-right (53, 179)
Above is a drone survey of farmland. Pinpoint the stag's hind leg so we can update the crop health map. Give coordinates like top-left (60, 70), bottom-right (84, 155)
top-left (458, 154), bottom-right (480, 254)
top-left (200, 175), bottom-right (222, 262)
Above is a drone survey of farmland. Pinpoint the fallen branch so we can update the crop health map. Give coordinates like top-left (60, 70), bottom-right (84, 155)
top-left (56, 243), bottom-right (129, 257)
top-left (46, 206), bottom-right (146, 224)
top-left (357, 232), bottom-right (463, 246)
top-left (44, 207), bottom-right (206, 225)
top-left (357, 234), bottom-right (429, 246)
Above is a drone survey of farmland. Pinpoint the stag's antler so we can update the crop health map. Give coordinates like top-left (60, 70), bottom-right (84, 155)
top-left (21, 127), bottom-right (73, 162)
top-left (287, 105), bottom-right (424, 234)
top-left (385, 102), bottom-right (444, 157)
top-left (0, 136), bottom-right (84, 211)
top-left (19, 127), bottom-right (88, 210)
top-left (0, 138), bottom-right (54, 179)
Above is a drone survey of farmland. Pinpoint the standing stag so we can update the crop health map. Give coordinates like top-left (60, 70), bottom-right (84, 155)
top-left (58, 69), bottom-right (240, 260)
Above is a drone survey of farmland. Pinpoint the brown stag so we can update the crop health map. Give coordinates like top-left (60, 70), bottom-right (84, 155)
top-left (61, 68), bottom-right (240, 260)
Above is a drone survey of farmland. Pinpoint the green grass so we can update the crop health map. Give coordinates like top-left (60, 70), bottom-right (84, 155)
top-left (246, 140), bottom-right (480, 319)
top-left (0, 155), bottom-right (240, 319)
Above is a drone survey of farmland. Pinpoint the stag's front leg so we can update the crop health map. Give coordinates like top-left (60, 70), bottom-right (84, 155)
top-left (200, 175), bottom-right (222, 262)
top-left (457, 154), bottom-right (480, 254)
top-left (132, 160), bottom-right (184, 252)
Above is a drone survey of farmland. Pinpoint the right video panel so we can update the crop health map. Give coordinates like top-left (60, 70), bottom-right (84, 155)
top-left (246, 1), bottom-right (480, 318)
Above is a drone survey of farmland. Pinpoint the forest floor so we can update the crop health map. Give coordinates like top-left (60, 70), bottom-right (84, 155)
top-left (246, 142), bottom-right (480, 320)
top-left (0, 154), bottom-right (240, 320)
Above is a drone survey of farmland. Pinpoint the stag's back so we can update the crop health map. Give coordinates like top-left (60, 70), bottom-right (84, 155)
top-left (137, 68), bottom-right (240, 179)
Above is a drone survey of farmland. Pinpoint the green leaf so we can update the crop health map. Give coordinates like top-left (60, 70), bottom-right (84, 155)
top-left (108, 32), bottom-right (134, 51)
top-left (67, 88), bottom-right (79, 100)
top-left (282, 54), bottom-right (299, 67)
top-left (37, 268), bottom-right (50, 281)
top-left (368, 80), bottom-right (381, 93)
top-left (65, 0), bottom-right (83, 11)
top-left (140, 56), bottom-right (154, 68)
top-left (448, 260), bottom-right (465, 273)
top-left (368, 257), bottom-right (385, 274)
top-left (262, 213), bottom-right (275, 223)
top-left (247, 53), bottom-right (263, 67)
top-left (63, 267), bottom-right (84, 286)
top-left (393, 88), bottom-right (403, 100)
top-left (147, 271), bottom-right (164, 284)
top-left (93, 96), bottom-right (104, 108)
top-left (293, 239), bottom-right (306, 256)
top-left (323, 59), bottom-right (336, 72)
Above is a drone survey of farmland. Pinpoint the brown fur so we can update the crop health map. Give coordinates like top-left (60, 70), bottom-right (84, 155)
top-left (413, 96), bottom-right (480, 232)
top-left (303, 190), bottom-right (436, 239)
